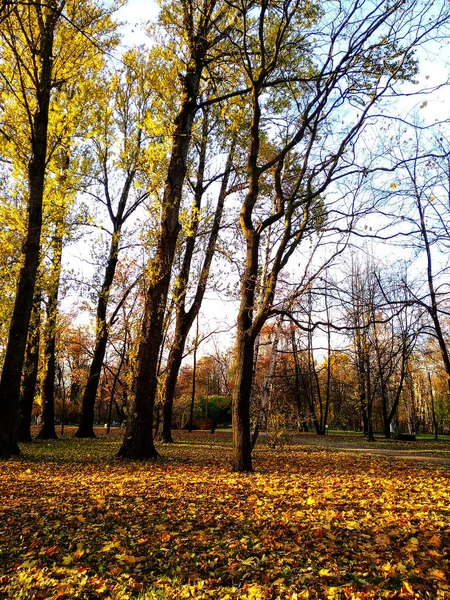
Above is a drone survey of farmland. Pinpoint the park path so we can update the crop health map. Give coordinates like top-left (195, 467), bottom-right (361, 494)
top-left (293, 436), bottom-right (450, 467)
top-left (336, 446), bottom-right (450, 466)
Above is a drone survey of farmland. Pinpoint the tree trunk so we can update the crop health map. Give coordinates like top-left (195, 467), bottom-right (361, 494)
top-left (428, 371), bottom-right (438, 440)
top-left (107, 335), bottom-right (127, 434)
top-left (188, 317), bottom-right (199, 433)
top-left (37, 233), bottom-right (63, 440)
top-left (0, 12), bottom-right (56, 457)
top-left (17, 293), bottom-right (41, 442)
top-left (417, 196), bottom-right (450, 390)
top-left (76, 225), bottom-right (122, 437)
top-left (160, 130), bottom-right (235, 443)
top-left (210, 402), bottom-right (231, 434)
top-left (232, 332), bottom-right (255, 472)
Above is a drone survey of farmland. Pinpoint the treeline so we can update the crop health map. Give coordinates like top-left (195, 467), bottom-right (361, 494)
top-left (0, 0), bottom-right (449, 469)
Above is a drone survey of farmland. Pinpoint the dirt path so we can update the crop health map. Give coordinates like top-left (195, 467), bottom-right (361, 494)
top-left (334, 446), bottom-right (450, 466)
top-left (293, 436), bottom-right (450, 466)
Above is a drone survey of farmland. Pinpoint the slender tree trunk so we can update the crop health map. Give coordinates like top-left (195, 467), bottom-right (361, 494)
top-left (233, 331), bottom-right (255, 472)
top-left (232, 84), bottom-right (263, 472)
top-left (417, 196), bottom-right (450, 390)
top-left (188, 317), bottom-right (199, 433)
top-left (37, 233), bottom-right (63, 440)
top-left (107, 335), bottom-right (127, 434)
top-left (427, 371), bottom-right (438, 440)
top-left (210, 402), bottom-right (231, 434)
top-left (160, 133), bottom-right (235, 443)
top-left (17, 293), bottom-right (41, 441)
top-left (76, 227), bottom-right (121, 437)
top-left (162, 337), bottom-right (186, 442)
top-left (57, 364), bottom-right (66, 436)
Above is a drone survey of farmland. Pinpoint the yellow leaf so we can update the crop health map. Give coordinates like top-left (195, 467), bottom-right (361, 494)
top-left (390, 183), bottom-right (397, 189)
top-left (116, 553), bottom-right (145, 564)
top-left (75, 514), bottom-right (85, 523)
top-left (404, 582), bottom-right (414, 594)
top-left (101, 541), bottom-right (120, 552)
top-left (430, 569), bottom-right (447, 581)
top-left (62, 555), bottom-right (73, 566)
top-left (318, 568), bottom-right (332, 577)
top-left (306, 497), bottom-right (315, 506)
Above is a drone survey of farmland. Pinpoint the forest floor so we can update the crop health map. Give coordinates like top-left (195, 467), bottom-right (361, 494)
top-left (1, 429), bottom-right (450, 600)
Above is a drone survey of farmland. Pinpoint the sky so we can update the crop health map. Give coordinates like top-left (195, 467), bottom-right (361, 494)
top-left (115, 0), bottom-right (159, 48)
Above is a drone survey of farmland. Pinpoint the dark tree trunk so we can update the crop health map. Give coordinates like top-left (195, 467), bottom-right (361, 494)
top-left (107, 335), bottom-right (127, 434)
top-left (417, 197), bottom-right (450, 390)
top-left (17, 293), bottom-right (41, 442)
top-left (160, 126), bottom-right (235, 443)
top-left (76, 335), bottom-right (108, 437)
top-left (37, 233), bottom-right (63, 440)
top-left (428, 371), bottom-right (439, 440)
top-left (0, 8), bottom-right (57, 457)
top-left (188, 319), bottom-right (199, 433)
top-left (232, 85), bottom-right (263, 473)
top-left (162, 324), bottom-right (188, 442)
top-left (232, 332), bottom-right (255, 472)
top-left (76, 164), bottom-right (137, 437)
top-left (210, 402), bottom-right (231, 434)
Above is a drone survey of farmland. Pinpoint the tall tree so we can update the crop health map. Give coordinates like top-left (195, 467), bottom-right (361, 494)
top-left (0, 0), bottom-right (65, 456)
top-left (76, 50), bottom-right (166, 437)
top-left (160, 114), bottom-right (237, 443)
top-left (118, 0), bottom-right (235, 458)
top-left (0, 0), bottom-right (118, 457)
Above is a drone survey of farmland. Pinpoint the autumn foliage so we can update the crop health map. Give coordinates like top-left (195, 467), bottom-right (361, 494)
top-left (1, 431), bottom-right (449, 599)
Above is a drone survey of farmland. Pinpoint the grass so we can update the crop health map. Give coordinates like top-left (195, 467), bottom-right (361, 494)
top-left (0, 429), bottom-right (449, 599)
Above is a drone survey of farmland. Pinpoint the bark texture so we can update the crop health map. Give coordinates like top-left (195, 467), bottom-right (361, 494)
top-left (17, 293), bottom-right (41, 442)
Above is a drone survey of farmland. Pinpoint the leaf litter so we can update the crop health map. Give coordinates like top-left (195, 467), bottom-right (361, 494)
top-left (0, 431), bottom-right (449, 599)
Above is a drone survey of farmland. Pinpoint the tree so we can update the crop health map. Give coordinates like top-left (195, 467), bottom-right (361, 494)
top-left (160, 111), bottom-right (237, 443)
top-left (0, 0), bottom-right (65, 456)
top-left (387, 128), bottom-right (450, 389)
top-left (0, 0), bottom-right (118, 457)
top-left (118, 0), bottom-right (235, 459)
top-left (76, 50), bottom-right (165, 437)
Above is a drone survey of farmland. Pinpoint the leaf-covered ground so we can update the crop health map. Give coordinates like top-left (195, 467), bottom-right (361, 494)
top-left (1, 430), bottom-right (450, 599)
